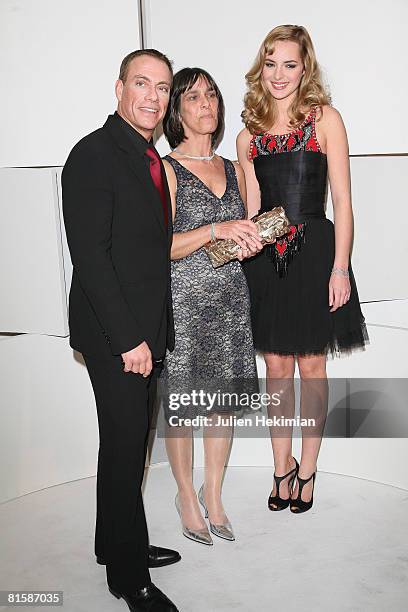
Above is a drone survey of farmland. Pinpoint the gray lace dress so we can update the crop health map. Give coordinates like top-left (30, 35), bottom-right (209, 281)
top-left (160, 156), bottom-right (257, 418)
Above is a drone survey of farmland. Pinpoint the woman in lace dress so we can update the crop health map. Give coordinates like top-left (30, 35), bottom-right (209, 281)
top-left (161, 67), bottom-right (262, 544)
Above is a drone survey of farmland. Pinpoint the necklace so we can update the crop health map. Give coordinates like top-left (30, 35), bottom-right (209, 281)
top-left (174, 148), bottom-right (215, 161)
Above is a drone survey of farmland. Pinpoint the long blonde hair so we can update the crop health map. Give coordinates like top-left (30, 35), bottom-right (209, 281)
top-left (242, 25), bottom-right (330, 134)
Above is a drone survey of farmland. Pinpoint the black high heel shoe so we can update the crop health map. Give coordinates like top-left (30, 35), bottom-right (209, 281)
top-left (268, 457), bottom-right (299, 511)
top-left (290, 472), bottom-right (316, 514)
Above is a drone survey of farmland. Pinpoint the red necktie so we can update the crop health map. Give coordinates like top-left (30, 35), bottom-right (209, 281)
top-left (146, 147), bottom-right (168, 227)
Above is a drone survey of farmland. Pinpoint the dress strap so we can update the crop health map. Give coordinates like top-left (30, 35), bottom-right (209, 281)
top-left (223, 158), bottom-right (238, 191)
top-left (163, 154), bottom-right (185, 179)
top-left (309, 106), bottom-right (322, 153)
top-left (249, 135), bottom-right (256, 162)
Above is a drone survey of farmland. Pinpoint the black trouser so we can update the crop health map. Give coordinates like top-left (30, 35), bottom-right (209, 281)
top-left (83, 352), bottom-right (158, 593)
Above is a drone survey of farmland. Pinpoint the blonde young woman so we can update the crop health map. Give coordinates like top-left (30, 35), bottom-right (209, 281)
top-left (237, 25), bottom-right (368, 513)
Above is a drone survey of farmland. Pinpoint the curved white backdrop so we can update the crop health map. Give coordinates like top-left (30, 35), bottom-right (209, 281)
top-left (1, 0), bottom-right (407, 504)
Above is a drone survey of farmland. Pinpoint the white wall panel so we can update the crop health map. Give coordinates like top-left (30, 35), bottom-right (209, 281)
top-left (146, 0), bottom-right (407, 157)
top-left (349, 157), bottom-right (408, 302)
top-left (0, 334), bottom-right (98, 504)
top-left (325, 318), bottom-right (407, 378)
top-left (0, 168), bottom-right (68, 336)
top-left (0, 0), bottom-right (141, 167)
top-left (325, 157), bottom-right (408, 303)
top-left (362, 299), bottom-right (408, 329)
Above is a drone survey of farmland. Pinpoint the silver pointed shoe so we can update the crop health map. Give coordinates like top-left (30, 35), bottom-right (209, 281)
top-left (174, 494), bottom-right (213, 546)
top-left (198, 484), bottom-right (235, 541)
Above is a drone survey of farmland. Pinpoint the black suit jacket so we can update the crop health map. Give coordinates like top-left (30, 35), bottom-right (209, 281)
top-left (62, 113), bottom-right (174, 358)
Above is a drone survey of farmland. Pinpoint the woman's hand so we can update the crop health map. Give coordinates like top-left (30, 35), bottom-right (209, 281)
top-left (329, 271), bottom-right (351, 312)
top-left (214, 219), bottom-right (263, 257)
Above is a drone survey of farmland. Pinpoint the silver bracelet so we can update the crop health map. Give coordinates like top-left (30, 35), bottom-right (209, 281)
top-left (210, 222), bottom-right (216, 242)
top-left (331, 266), bottom-right (349, 277)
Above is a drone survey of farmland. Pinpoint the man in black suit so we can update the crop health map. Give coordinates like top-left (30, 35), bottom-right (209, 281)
top-left (62, 49), bottom-right (179, 612)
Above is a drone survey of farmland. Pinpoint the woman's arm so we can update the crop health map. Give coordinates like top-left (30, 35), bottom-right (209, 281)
top-left (232, 160), bottom-right (247, 208)
top-left (163, 159), bottom-right (208, 260)
top-left (162, 158), bottom-right (262, 261)
top-left (232, 161), bottom-right (263, 258)
top-left (322, 106), bottom-right (353, 311)
top-left (236, 127), bottom-right (261, 218)
top-left (171, 225), bottom-right (213, 261)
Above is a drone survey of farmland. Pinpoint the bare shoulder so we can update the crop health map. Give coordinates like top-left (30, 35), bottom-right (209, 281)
top-left (236, 127), bottom-right (254, 163)
top-left (161, 157), bottom-right (177, 189)
top-left (236, 126), bottom-right (253, 147)
top-left (231, 159), bottom-right (244, 178)
top-left (162, 156), bottom-right (174, 171)
top-left (162, 157), bottom-right (176, 176)
top-left (318, 105), bottom-right (345, 127)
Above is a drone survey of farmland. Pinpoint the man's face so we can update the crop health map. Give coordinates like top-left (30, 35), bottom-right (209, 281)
top-left (115, 55), bottom-right (172, 140)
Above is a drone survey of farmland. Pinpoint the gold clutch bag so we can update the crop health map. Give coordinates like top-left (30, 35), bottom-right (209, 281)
top-left (204, 206), bottom-right (290, 268)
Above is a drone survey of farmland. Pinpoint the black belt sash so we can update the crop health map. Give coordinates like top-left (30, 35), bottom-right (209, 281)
top-left (253, 151), bottom-right (328, 276)
top-left (254, 150), bottom-right (327, 224)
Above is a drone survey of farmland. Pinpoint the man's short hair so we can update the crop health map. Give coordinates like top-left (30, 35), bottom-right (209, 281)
top-left (119, 49), bottom-right (173, 82)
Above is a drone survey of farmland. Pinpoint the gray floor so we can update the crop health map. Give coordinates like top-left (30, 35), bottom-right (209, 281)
top-left (1, 465), bottom-right (407, 612)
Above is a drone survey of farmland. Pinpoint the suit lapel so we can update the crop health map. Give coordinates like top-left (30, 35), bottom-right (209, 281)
top-left (104, 115), bottom-right (167, 237)
top-left (126, 153), bottom-right (167, 236)
top-left (161, 162), bottom-right (174, 247)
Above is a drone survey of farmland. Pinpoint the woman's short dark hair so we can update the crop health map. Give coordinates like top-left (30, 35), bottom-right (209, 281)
top-left (163, 67), bottom-right (225, 149)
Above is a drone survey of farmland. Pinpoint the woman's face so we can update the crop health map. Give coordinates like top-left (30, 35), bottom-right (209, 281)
top-left (261, 40), bottom-right (304, 101)
top-left (179, 76), bottom-right (219, 137)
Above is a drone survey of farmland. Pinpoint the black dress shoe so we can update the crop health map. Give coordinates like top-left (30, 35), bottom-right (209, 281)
top-left (146, 545), bottom-right (181, 568)
top-left (97, 545), bottom-right (181, 568)
top-left (109, 582), bottom-right (178, 611)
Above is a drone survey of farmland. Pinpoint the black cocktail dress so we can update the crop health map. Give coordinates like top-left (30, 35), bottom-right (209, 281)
top-left (243, 107), bottom-right (369, 357)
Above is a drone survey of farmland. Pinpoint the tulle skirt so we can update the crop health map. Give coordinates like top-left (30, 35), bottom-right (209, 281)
top-left (242, 218), bottom-right (369, 357)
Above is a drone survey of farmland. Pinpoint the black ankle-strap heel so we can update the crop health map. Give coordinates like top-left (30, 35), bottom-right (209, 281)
top-left (268, 458), bottom-right (299, 511)
top-left (290, 472), bottom-right (316, 514)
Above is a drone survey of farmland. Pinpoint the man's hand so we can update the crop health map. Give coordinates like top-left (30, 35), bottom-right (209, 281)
top-left (121, 341), bottom-right (152, 377)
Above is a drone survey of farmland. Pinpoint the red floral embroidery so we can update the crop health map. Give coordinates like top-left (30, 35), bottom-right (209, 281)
top-left (267, 138), bottom-right (277, 152)
top-left (287, 134), bottom-right (296, 151)
top-left (287, 225), bottom-right (297, 241)
top-left (248, 110), bottom-right (321, 277)
top-left (268, 224), bottom-right (306, 277)
top-left (275, 240), bottom-right (287, 256)
top-left (249, 108), bottom-right (320, 160)
top-left (306, 138), bottom-right (318, 152)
